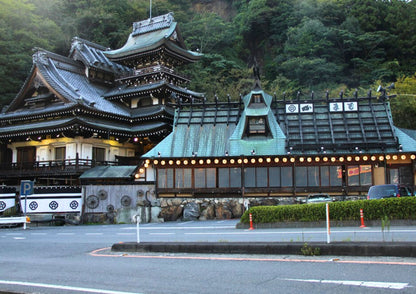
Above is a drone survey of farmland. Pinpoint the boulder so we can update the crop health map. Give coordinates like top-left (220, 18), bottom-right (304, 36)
top-left (215, 203), bottom-right (233, 219)
top-left (182, 202), bottom-right (200, 221)
top-left (199, 203), bottom-right (215, 220)
top-left (229, 200), bottom-right (244, 218)
top-left (159, 205), bottom-right (183, 221)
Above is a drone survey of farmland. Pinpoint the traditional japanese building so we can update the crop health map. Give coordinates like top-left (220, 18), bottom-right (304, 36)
top-left (0, 12), bottom-right (202, 188)
top-left (142, 81), bottom-right (416, 218)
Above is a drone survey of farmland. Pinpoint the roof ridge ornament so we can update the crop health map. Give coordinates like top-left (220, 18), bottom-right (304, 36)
top-left (132, 12), bottom-right (174, 36)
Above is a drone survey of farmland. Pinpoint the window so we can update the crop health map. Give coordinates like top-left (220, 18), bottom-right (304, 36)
top-left (55, 147), bottom-right (66, 161)
top-left (244, 167), bottom-right (267, 188)
top-left (248, 117), bottom-right (266, 134)
top-left (175, 168), bottom-right (192, 188)
top-left (281, 166), bottom-right (293, 187)
top-left (321, 166), bottom-right (342, 187)
top-left (194, 168), bottom-right (216, 188)
top-left (347, 165), bottom-right (372, 186)
top-left (269, 167), bottom-right (281, 187)
top-left (218, 168), bottom-right (241, 188)
top-left (92, 147), bottom-right (105, 162)
top-left (157, 168), bottom-right (173, 188)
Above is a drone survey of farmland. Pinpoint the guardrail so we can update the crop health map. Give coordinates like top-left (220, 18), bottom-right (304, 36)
top-left (0, 216), bottom-right (30, 229)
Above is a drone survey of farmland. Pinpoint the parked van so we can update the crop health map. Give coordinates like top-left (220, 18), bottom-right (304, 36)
top-left (367, 184), bottom-right (413, 200)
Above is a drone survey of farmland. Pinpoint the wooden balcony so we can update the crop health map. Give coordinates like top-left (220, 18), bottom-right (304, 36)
top-left (0, 158), bottom-right (118, 179)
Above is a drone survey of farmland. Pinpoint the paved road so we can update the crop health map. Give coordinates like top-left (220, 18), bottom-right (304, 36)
top-left (1, 220), bottom-right (416, 293)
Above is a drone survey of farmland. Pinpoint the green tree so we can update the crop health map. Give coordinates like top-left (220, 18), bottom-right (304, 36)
top-left (0, 0), bottom-right (62, 104)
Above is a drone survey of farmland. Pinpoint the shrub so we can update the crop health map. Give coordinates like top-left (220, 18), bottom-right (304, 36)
top-left (240, 197), bottom-right (416, 224)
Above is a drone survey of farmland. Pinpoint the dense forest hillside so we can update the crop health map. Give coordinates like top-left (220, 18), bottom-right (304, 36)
top-left (1, 0), bottom-right (416, 128)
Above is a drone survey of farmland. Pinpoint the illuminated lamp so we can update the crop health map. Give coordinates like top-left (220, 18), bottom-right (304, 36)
top-left (206, 159), bottom-right (211, 164)
top-left (392, 155), bottom-right (398, 160)
top-left (401, 155), bottom-right (406, 160)
top-left (386, 155), bottom-right (391, 160)
top-left (315, 157), bottom-right (320, 162)
top-left (290, 157), bottom-right (295, 163)
top-left (133, 137), bottom-right (139, 142)
top-left (222, 159), bottom-right (228, 164)
top-left (191, 159), bottom-right (196, 165)
top-left (299, 157), bottom-right (305, 163)
top-left (199, 159), bottom-right (204, 164)
top-left (282, 157), bottom-right (288, 163)
top-left (176, 160), bottom-right (181, 165)
top-left (144, 163), bottom-right (149, 168)
top-left (339, 157), bottom-right (344, 162)
top-left (307, 157), bottom-right (312, 163)
top-left (266, 157), bottom-right (271, 163)
top-left (145, 159), bottom-right (150, 164)
top-left (237, 158), bottom-right (242, 164)
top-left (214, 159), bottom-right (219, 164)
top-left (371, 156), bottom-right (376, 161)
top-left (331, 157), bottom-right (336, 162)
top-left (411, 154), bottom-right (416, 160)
top-left (355, 156), bottom-right (360, 161)
top-left (161, 160), bottom-right (166, 165)
top-left (379, 155), bottom-right (384, 161)
top-left (274, 158), bottom-right (279, 163)
top-left (135, 174), bottom-right (140, 179)
top-left (251, 158), bottom-right (256, 164)
top-left (323, 157), bottom-right (328, 162)
top-left (183, 160), bottom-right (188, 165)
top-left (230, 159), bottom-right (235, 164)
top-left (169, 160), bottom-right (173, 165)
top-left (347, 156), bottom-right (352, 162)
top-left (244, 158), bottom-right (249, 164)
top-left (363, 156), bottom-right (368, 161)
top-left (258, 158), bottom-right (263, 163)
top-left (139, 168), bottom-right (145, 174)
top-left (153, 160), bottom-right (159, 165)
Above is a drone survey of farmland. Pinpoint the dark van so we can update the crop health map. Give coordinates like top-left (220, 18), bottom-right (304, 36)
top-left (367, 184), bottom-right (413, 200)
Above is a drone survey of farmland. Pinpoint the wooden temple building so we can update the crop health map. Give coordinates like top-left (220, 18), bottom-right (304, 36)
top-left (0, 12), bottom-right (415, 222)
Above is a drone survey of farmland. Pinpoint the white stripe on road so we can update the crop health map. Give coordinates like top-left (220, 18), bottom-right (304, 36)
top-left (0, 280), bottom-right (143, 294)
top-left (283, 278), bottom-right (409, 290)
top-left (149, 233), bottom-right (175, 235)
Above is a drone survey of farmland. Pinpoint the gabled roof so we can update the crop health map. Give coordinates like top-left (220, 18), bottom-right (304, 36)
top-left (69, 37), bottom-right (132, 75)
top-left (4, 49), bottom-right (130, 117)
top-left (143, 88), bottom-right (415, 159)
top-left (104, 13), bottom-right (201, 62)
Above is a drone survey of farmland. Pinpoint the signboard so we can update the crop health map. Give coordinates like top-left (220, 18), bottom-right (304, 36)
top-left (0, 193), bottom-right (15, 212)
top-left (20, 180), bottom-right (34, 196)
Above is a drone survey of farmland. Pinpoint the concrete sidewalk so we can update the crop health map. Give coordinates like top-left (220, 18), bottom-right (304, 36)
top-left (111, 241), bottom-right (416, 257)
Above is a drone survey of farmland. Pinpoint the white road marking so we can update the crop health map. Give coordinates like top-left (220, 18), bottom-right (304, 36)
top-left (13, 237), bottom-right (25, 240)
top-left (0, 279), bottom-right (143, 294)
top-left (31, 233), bottom-right (47, 235)
top-left (85, 233), bottom-right (104, 235)
top-left (283, 278), bottom-right (409, 289)
top-left (57, 233), bottom-right (75, 235)
top-left (149, 232), bottom-right (175, 235)
top-left (120, 226), bottom-right (235, 230)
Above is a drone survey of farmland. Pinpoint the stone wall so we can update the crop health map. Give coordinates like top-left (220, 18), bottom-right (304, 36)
top-left (159, 197), bottom-right (284, 221)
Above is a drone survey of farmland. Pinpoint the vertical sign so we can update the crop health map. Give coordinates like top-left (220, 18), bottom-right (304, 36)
top-left (20, 180), bottom-right (34, 215)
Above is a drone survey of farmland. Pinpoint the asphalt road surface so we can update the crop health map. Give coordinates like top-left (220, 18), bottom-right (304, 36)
top-left (1, 220), bottom-right (416, 294)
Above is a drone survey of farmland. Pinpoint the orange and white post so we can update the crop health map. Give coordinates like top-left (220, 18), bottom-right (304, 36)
top-left (249, 213), bottom-right (254, 230)
top-left (326, 203), bottom-right (330, 244)
top-left (360, 208), bottom-right (366, 228)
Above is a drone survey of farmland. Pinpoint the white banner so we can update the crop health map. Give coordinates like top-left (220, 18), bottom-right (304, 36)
top-left (0, 193), bottom-right (16, 212)
top-left (20, 193), bottom-right (82, 214)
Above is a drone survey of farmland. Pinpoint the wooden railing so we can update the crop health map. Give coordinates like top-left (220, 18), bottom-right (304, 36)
top-left (0, 158), bottom-right (118, 178)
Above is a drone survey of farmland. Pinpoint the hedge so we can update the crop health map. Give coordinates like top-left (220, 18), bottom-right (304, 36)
top-left (240, 197), bottom-right (416, 224)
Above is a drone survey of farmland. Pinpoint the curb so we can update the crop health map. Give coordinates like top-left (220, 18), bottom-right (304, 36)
top-left (236, 220), bottom-right (416, 229)
top-left (111, 241), bottom-right (416, 257)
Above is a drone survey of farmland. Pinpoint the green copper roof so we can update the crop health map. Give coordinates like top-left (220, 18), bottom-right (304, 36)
top-left (104, 13), bottom-right (201, 61)
top-left (80, 166), bottom-right (137, 179)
